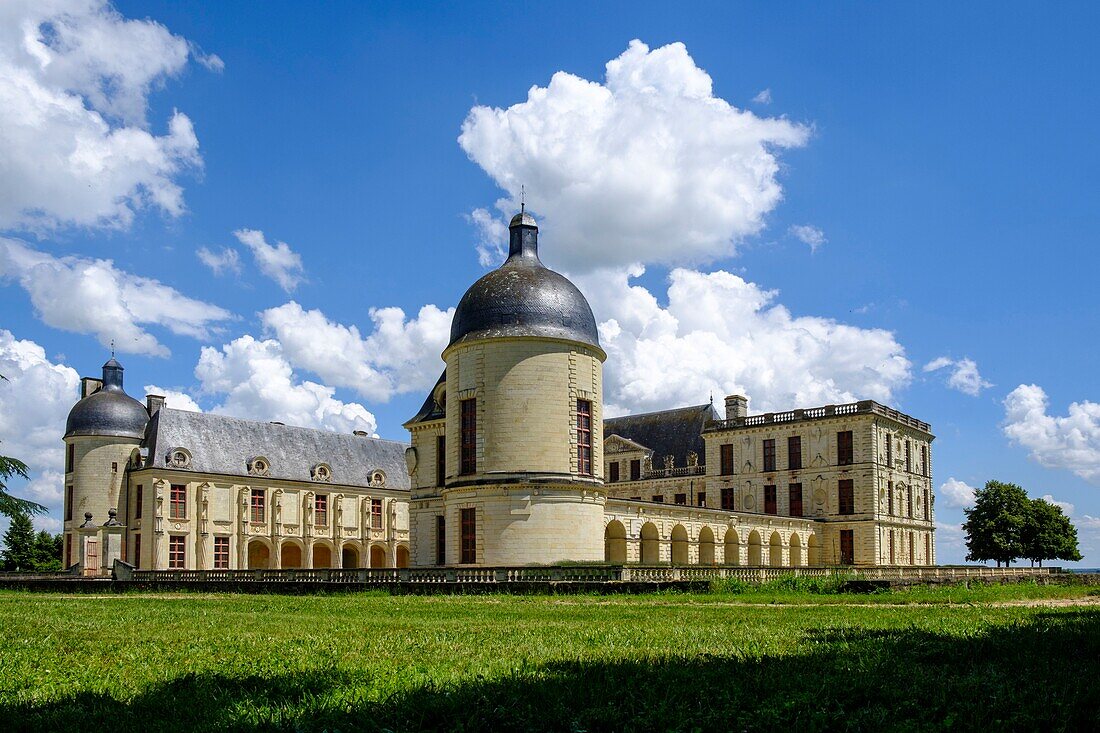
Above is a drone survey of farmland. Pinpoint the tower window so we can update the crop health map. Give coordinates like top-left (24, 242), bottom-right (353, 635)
top-left (169, 535), bottom-right (186, 569)
top-left (885, 434), bottom-right (893, 465)
top-left (921, 445), bottom-right (928, 477)
top-left (67, 444), bottom-right (75, 473)
top-left (135, 485), bottom-right (143, 519)
top-left (888, 481), bottom-right (894, 515)
top-left (789, 483), bottom-right (803, 517)
top-left (214, 537), bottom-right (230, 569)
top-left (719, 444), bottom-right (734, 475)
top-left (577, 399), bottom-right (593, 475)
top-left (838, 479), bottom-right (855, 515)
top-left (764, 485), bottom-right (777, 515)
top-left (133, 533), bottom-right (140, 569)
top-left (250, 489), bottom-right (265, 524)
top-left (315, 494), bottom-right (328, 526)
top-left (762, 439), bottom-right (776, 472)
top-left (169, 484), bottom-right (187, 520)
top-left (436, 434), bottom-right (446, 486)
top-left (436, 515), bottom-right (446, 565)
top-left (787, 436), bottom-right (802, 470)
top-left (924, 488), bottom-right (930, 519)
top-left (838, 431), bottom-right (854, 465)
top-left (907, 486), bottom-right (913, 518)
top-left (65, 485), bottom-right (73, 521)
top-left (460, 507), bottom-right (476, 564)
top-left (905, 441), bottom-right (912, 472)
top-left (460, 399), bottom-right (477, 475)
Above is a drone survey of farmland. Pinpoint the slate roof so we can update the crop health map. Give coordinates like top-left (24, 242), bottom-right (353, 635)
top-left (603, 403), bottom-right (719, 469)
top-left (143, 408), bottom-right (410, 490)
top-left (405, 370), bottom-right (446, 426)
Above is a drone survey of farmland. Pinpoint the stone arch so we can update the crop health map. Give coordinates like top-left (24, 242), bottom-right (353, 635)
top-left (807, 533), bottom-right (822, 567)
top-left (698, 526), bottom-right (716, 565)
top-left (396, 544), bottom-right (410, 568)
top-left (723, 528), bottom-right (740, 565)
top-left (369, 543), bottom-right (388, 568)
top-left (341, 542), bottom-right (361, 569)
top-left (769, 531), bottom-right (784, 567)
top-left (312, 541), bottom-right (335, 569)
top-left (640, 522), bottom-right (660, 564)
top-left (280, 539), bottom-right (305, 569)
top-left (670, 524), bottom-right (689, 565)
top-left (246, 538), bottom-right (272, 569)
top-left (789, 533), bottom-right (803, 567)
top-left (605, 520), bottom-right (627, 564)
top-left (747, 530), bottom-right (763, 566)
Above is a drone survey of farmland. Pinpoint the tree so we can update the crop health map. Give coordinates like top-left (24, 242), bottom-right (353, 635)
top-left (1022, 498), bottom-right (1082, 567)
top-left (962, 480), bottom-right (1030, 567)
top-left (32, 531), bottom-right (63, 572)
top-left (1, 512), bottom-right (36, 571)
top-left (0, 375), bottom-right (47, 519)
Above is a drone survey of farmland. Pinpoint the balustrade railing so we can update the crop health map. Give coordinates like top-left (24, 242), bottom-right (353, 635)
top-left (707, 400), bottom-right (931, 433)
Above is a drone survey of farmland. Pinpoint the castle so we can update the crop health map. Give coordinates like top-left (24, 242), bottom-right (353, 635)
top-left (61, 212), bottom-right (935, 573)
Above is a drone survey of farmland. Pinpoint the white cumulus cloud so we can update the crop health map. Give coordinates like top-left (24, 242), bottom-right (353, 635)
top-left (1040, 493), bottom-right (1075, 517)
top-left (0, 237), bottom-right (232, 357)
top-left (144, 384), bottom-right (201, 412)
top-left (196, 246), bottom-right (241, 276)
top-left (924, 356), bottom-right (992, 396)
top-left (0, 0), bottom-right (215, 231)
top-left (260, 301), bottom-right (453, 402)
top-left (789, 224), bottom-right (826, 253)
top-left (233, 229), bottom-right (304, 292)
top-left (195, 335), bottom-right (377, 435)
top-left (1003, 384), bottom-right (1100, 485)
top-left (940, 477), bottom-right (977, 509)
top-left (575, 266), bottom-right (911, 416)
top-left (459, 39), bottom-right (809, 273)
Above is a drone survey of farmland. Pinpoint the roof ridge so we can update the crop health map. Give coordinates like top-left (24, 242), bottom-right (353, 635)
top-left (158, 407), bottom-right (409, 446)
top-left (604, 403), bottom-right (713, 421)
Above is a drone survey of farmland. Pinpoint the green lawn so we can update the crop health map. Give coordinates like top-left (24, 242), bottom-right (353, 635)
top-left (1, 585), bottom-right (1097, 731)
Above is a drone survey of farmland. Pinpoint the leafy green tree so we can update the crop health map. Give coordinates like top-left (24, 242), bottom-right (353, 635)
top-left (1, 511), bottom-right (36, 570)
top-left (0, 375), bottom-right (47, 519)
top-left (1023, 498), bottom-right (1082, 567)
top-left (962, 480), bottom-right (1030, 567)
top-left (32, 531), bottom-right (63, 572)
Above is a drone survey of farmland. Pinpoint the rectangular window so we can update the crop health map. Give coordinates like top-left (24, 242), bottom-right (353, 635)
top-left (371, 498), bottom-right (383, 529)
top-left (65, 485), bottom-right (73, 521)
top-left (652, 495), bottom-right (664, 503)
top-left (721, 487), bottom-right (734, 510)
top-left (764, 485), bottom-right (777, 515)
top-left (249, 488), bottom-right (265, 523)
top-left (720, 444), bottom-right (734, 475)
top-left (838, 431), bottom-right (854, 466)
top-left (630, 496), bottom-right (642, 501)
top-left (630, 459), bottom-right (641, 481)
top-left (889, 531), bottom-right (895, 564)
top-left (436, 515), bottom-right (446, 565)
top-left (886, 435), bottom-right (893, 465)
top-left (674, 493), bottom-right (687, 506)
top-left (923, 488), bottom-right (930, 519)
top-left (214, 536), bottom-right (229, 569)
top-left (436, 435), bottom-right (446, 486)
top-left (907, 487), bottom-right (913, 518)
top-left (888, 480), bottom-right (894, 515)
top-left (577, 399), bottom-right (593, 475)
top-left (65, 533), bottom-right (71, 567)
top-left (838, 479), bottom-right (855, 515)
top-left (133, 533), bottom-right (140, 569)
top-left (170, 484), bottom-right (187, 520)
top-left (787, 436), bottom-right (802, 470)
top-left (921, 445), bottom-right (928, 477)
top-left (608, 462), bottom-right (620, 483)
top-left (315, 494), bottom-right (328, 526)
top-left (460, 507), bottom-right (476, 564)
top-left (67, 443), bottom-right (75, 473)
top-left (909, 533), bottom-right (915, 564)
top-left (840, 529), bottom-right (854, 565)
top-left (789, 483), bottom-right (803, 517)
top-left (905, 440), bottom-right (911, 472)
top-left (169, 535), bottom-right (185, 569)
top-left (135, 485), bottom-right (143, 519)
top-left (460, 399), bottom-right (477, 475)
top-left (925, 534), bottom-right (931, 563)
top-left (697, 492), bottom-right (706, 507)
top-left (762, 439), bottom-right (776, 472)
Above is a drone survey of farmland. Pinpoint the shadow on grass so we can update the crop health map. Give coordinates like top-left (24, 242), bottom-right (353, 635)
top-left (8, 609), bottom-right (1100, 732)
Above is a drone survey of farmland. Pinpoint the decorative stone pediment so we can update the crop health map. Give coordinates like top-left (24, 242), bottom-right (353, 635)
top-left (604, 434), bottom-right (649, 454)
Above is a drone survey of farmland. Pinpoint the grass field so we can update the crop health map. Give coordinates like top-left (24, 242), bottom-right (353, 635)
top-left (1, 583), bottom-right (1098, 732)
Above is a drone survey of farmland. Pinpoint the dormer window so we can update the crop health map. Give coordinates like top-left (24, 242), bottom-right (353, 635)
top-left (168, 448), bottom-right (192, 469)
top-left (311, 463), bottom-right (332, 482)
top-left (248, 457), bottom-right (270, 476)
top-left (370, 469), bottom-right (386, 487)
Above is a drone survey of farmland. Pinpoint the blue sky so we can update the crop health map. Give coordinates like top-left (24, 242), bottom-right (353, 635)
top-left (1, 1), bottom-right (1097, 564)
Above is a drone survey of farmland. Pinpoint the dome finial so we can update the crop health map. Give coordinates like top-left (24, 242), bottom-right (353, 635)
top-left (520, 184), bottom-right (525, 215)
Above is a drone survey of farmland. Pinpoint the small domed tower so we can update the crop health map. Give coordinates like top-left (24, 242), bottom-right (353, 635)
top-left (410, 211), bottom-right (606, 565)
top-left (63, 357), bottom-right (149, 567)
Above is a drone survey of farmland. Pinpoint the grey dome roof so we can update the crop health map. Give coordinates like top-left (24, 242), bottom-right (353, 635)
top-left (448, 213), bottom-right (601, 351)
top-left (65, 358), bottom-right (149, 439)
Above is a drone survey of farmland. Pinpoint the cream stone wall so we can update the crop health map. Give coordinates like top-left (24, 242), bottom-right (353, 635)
top-left (63, 435), bottom-right (142, 567)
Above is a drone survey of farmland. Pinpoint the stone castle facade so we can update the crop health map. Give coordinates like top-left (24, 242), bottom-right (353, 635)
top-left (62, 213), bottom-right (934, 573)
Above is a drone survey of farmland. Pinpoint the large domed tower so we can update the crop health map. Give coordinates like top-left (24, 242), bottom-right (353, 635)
top-left (406, 211), bottom-right (606, 566)
top-left (63, 357), bottom-right (149, 567)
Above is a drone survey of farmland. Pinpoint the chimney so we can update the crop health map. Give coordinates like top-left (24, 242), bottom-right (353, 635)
top-left (80, 377), bottom-right (103, 399)
top-left (725, 394), bottom-right (749, 420)
top-left (146, 394), bottom-right (165, 417)
top-left (353, 430), bottom-right (369, 437)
